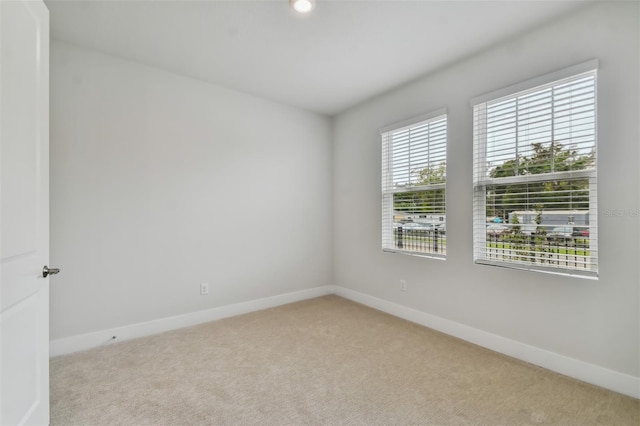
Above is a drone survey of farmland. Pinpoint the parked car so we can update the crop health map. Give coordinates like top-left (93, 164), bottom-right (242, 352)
top-left (571, 227), bottom-right (590, 237)
top-left (547, 226), bottom-right (574, 242)
top-left (486, 224), bottom-right (510, 237)
top-left (402, 222), bottom-right (434, 231)
top-left (519, 224), bottom-right (538, 236)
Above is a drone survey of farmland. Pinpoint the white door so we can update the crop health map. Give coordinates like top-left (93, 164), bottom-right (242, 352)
top-left (0, 0), bottom-right (51, 424)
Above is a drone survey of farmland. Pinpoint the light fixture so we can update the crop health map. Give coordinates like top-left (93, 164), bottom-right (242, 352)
top-left (290, 0), bottom-right (315, 14)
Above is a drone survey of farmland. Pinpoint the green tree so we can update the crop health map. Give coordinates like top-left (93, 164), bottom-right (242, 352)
top-left (417, 163), bottom-right (446, 185)
top-left (394, 163), bottom-right (446, 216)
top-left (488, 143), bottom-right (594, 217)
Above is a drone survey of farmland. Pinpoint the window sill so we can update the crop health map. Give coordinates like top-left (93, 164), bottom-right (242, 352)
top-left (474, 259), bottom-right (598, 280)
top-left (383, 248), bottom-right (446, 261)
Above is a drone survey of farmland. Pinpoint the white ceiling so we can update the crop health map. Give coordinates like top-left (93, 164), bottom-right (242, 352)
top-left (45, 0), bottom-right (591, 116)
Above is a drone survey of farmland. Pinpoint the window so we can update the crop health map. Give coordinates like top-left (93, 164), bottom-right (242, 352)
top-left (472, 61), bottom-right (598, 277)
top-left (381, 109), bottom-right (447, 258)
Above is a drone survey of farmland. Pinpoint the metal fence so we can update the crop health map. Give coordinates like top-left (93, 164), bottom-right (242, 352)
top-left (393, 228), bottom-right (446, 255)
top-left (392, 228), bottom-right (592, 270)
top-left (485, 234), bottom-right (591, 270)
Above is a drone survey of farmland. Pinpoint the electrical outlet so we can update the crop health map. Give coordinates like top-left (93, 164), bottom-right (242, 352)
top-left (200, 282), bottom-right (209, 295)
top-left (400, 280), bottom-right (407, 292)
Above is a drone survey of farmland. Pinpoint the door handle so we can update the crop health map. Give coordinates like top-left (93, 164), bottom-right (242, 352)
top-left (42, 265), bottom-right (60, 278)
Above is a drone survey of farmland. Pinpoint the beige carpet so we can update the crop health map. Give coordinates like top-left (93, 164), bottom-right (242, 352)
top-left (50, 295), bottom-right (639, 425)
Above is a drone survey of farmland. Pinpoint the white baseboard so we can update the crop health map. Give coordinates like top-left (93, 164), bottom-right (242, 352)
top-left (333, 286), bottom-right (640, 399)
top-left (50, 285), bottom-right (334, 358)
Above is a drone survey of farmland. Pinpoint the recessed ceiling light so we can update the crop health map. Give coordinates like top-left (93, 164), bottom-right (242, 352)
top-left (290, 0), bottom-right (315, 14)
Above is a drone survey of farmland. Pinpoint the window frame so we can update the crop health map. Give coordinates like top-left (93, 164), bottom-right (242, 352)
top-left (471, 60), bottom-right (599, 278)
top-left (381, 108), bottom-right (448, 259)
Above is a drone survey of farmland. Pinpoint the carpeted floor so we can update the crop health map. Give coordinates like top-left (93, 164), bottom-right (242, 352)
top-left (50, 295), bottom-right (639, 425)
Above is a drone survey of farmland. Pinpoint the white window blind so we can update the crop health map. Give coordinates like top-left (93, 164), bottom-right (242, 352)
top-left (381, 110), bottom-right (447, 258)
top-left (473, 63), bottom-right (598, 277)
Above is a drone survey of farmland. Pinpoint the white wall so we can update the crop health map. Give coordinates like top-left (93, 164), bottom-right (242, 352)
top-left (50, 42), bottom-right (333, 340)
top-left (333, 0), bottom-right (639, 380)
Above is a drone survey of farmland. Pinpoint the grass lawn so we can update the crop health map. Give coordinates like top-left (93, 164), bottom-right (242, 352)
top-left (487, 241), bottom-right (589, 256)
